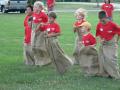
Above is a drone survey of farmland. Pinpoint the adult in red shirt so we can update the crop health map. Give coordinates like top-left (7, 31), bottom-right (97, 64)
top-left (45, 12), bottom-right (73, 74)
top-left (31, 1), bottom-right (51, 66)
top-left (23, 5), bottom-right (35, 65)
top-left (47, 0), bottom-right (55, 12)
top-left (96, 11), bottom-right (120, 79)
top-left (101, 0), bottom-right (114, 20)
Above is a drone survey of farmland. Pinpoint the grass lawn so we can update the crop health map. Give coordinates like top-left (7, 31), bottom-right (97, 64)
top-left (55, 3), bottom-right (100, 10)
top-left (0, 11), bottom-right (120, 90)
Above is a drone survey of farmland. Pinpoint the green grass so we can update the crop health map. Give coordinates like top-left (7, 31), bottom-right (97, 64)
top-left (55, 3), bottom-right (100, 10)
top-left (0, 11), bottom-right (120, 90)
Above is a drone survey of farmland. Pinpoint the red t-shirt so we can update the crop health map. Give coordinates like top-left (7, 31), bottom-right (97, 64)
top-left (24, 15), bottom-right (32, 44)
top-left (101, 3), bottom-right (114, 17)
top-left (74, 20), bottom-right (85, 27)
top-left (82, 33), bottom-right (96, 46)
top-left (96, 21), bottom-right (120, 41)
top-left (32, 12), bottom-right (48, 31)
top-left (73, 20), bottom-right (85, 32)
top-left (45, 22), bottom-right (60, 34)
top-left (47, 0), bottom-right (54, 7)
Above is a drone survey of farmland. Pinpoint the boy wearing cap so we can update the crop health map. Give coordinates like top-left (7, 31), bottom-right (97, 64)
top-left (45, 12), bottom-right (73, 74)
top-left (31, 1), bottom-right (51, 66)
top-left (96, 11), bottom-right (120, 79)
top-left (78, 22), bottom-right (99, 76)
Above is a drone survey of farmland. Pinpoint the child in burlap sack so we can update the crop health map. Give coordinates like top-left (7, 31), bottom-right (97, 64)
top-left (44, 12), bottom-right (73, 75)
top-left (31, 1), bottom-right (51, 66)
top-left (78, 22), bottom-right (99, 76)
top-left (73, 8), bottom-right (89, 64)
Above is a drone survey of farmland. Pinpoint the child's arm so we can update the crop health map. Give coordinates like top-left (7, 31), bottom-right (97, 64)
top-left (113, 22), bottom-right (120, 44)
top-left (28, 16), bottom-right (33, 28)
top-left (35, 23), bottom-right (46, 32)
top-left (35, 20), bottom-right (48, 32)
top-left (96, 36), bottom-right (105, 44)
top-left (113, 35), bottom-right (120, 48)
top-left (73, 27), bottom-right (77, 33)
top-left (73, 26), bottom-right (79, 33)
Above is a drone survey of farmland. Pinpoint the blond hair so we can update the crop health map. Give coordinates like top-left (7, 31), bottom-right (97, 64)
top-left (34, 1), bottom-right (44, 8)
top-left (74, 8), bottom-right (87, 18)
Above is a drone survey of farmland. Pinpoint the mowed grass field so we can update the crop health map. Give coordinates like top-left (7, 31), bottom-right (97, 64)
top-left (0, 11), bottom-right (120, 90)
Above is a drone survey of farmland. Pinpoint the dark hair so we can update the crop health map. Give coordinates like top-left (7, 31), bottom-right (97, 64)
top-left (48, 12), bottom-right (57, 19)
top-left (26, 5), bottom-right (33, 11)
top-left (98, 11), bottom-right (107, 19)
top-left (104, 0), bottom-right (111, 4)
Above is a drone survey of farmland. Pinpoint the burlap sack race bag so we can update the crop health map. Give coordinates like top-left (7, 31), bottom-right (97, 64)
top-left (24, 43), bottom-right (35, 65)
top-left (73, 21), bottom-right (91, 64)
top-left (73, 36), bottom-right (83, 64)
top-left (78, 46), bottom-right (99, 76)
top-left (46, 37), bottom-right (73, 75)
top-left (31, 24), bottom-right (51, 66)
top-left (98, 38), bottom-right (120, 79)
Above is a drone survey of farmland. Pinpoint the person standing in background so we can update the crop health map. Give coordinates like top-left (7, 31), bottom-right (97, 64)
top-left (47, 0), bottom-right (55, 12)
top-left (101, 0), bottom-right (114, 20)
